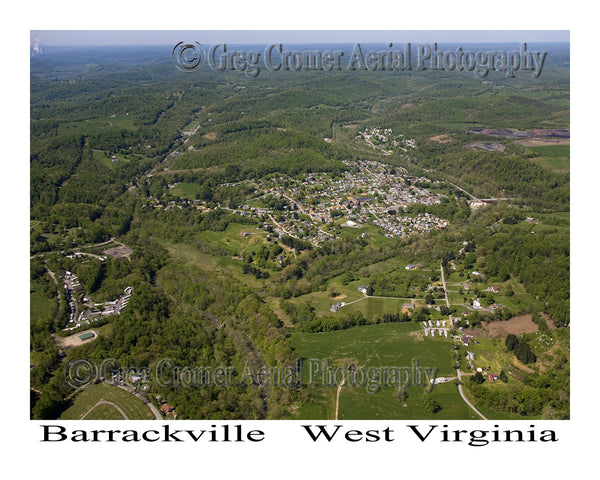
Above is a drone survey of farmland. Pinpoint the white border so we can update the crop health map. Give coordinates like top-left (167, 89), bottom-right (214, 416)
top-left (6, 1), bottom-right (597, 477)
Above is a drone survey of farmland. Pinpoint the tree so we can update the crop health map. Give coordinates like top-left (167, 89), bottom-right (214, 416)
top-left (505, 334), bottom-right (518, 351)
top-left (515, 342), bottom-right (537, 364)
top-left (471, 371), bottom-right (485, 384)
top-left (499, 369), bottom-right (508, 383)
top-left (424, 396), bottom-right (442, 413)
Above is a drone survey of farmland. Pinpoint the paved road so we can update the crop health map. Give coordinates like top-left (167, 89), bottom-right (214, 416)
top-left (448, 181), bottom-right (479, 201)
top-left (456, 368), bottom-right (488, 420)
top-left (118, 386), bottom-right (162, 420)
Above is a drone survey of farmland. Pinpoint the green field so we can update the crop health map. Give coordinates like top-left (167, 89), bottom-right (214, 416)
top-left (291, 323), bottom-right (455, 376)
top-left (337, 296), bottom-right (414, 318)
top-left (30, 279), bottom-right (56, 324)
top-left (445, 272), bottom-right (541, 314)
top-left (80, 402), bottom-right (127, 420)
top-left (197, 222), bottom-right (267, 255)
top-left (92, 149), bottom-right (140, 169)
top-left (59, 383), bottom-right (156, 420)
top-left (526, 145), bottom-right (569, 173)
top-left (289, 322), bottom-right (477, 419)
top-left (157, 223), bottom-right (271, 289)
top-left (334, 222), bottom-right (390, 247)
top-left (335, 382), bottom-right (479, 420)
top-left (170, 182), bottom-right (204, 199)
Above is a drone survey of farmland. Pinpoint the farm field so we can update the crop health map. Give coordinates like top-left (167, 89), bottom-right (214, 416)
top-left (59, 383), bottom-right (157, 420)
top-left (170, 182), bottom-right (204, 199)
top-left (289, 322), bottom-right (472, 419)
top-left (335, 382), bottom-right (479, 420)
top-left (30, 279), bottom-right (56, 324)
top-left (526, 145), bottom-right (570, 173)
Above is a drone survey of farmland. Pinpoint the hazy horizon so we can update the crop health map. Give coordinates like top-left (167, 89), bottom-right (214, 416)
top-left (30, 30), bottom-right (570, 47)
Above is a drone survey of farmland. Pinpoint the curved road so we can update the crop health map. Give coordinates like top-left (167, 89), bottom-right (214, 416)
top-left (455, 369), bottom-right (487, 420)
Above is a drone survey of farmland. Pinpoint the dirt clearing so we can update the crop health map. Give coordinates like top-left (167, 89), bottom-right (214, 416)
top-left (56, 329), bottom-right (100, 350)
top-left (514, 138), bottom-right (570, 146)
top-left (430, 134), bottom-right (451, 143)
top-left (466, 314), bottom-right (556, 338)
top-left (104, 245), bottom-right (133, 260)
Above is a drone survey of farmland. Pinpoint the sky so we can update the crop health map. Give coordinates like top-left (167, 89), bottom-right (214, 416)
top-left (30, 30), bottom-right (570, 46)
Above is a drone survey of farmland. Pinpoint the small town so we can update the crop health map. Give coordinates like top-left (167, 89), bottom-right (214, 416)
top-left (148, 156), bottom-right (449, 247)
top-left (257, 159), bottom-right (448, 245)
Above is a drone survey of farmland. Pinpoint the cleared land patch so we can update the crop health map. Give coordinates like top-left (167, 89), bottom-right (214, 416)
top-left (430, 134), bottom-right (451, 143)
top-left (465, 314), bottom-right (555, 338)
top-left (103, 244), bottom-right (133, 260)
top-left (55, 329), bottom-right (100, 350)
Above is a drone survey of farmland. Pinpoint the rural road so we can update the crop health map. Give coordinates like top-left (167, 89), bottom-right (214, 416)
top-left (456, 368), bottom-right (488, 420)
top-left (448, 181), bottom-right (479, 202)
top-left (441, 261), bottom-right (488, 420)
top-left (334, 378), bottom-right (347, 420)
top-left (440, 261), bottom-right (451, 309)
top-left (118, 386), bottom-right (162, 420)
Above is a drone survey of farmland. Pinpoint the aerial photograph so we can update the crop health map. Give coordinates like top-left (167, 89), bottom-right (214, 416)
top-left (29, 30), bottom-right (570, 422)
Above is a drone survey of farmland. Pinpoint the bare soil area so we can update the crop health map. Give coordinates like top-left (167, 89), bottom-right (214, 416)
top-left (430, 134), bottom-right (451, 143)
top-left (466, 142), bottom-right (505, 152)
top-left (56, 329), bottom-right (99, 349)
top-left (468, 127), bottom-right (570, 146)
top-left (466, 314), bottom-right (556, 339)
top-left (103, 245), bottom-right (133, 260)
top-left (514, 138), bottom-right (570, 146)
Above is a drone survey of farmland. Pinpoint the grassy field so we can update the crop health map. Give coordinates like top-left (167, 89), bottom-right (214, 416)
top-left (289, 322), bottom-right (476, 419)
top-left (334, 382), bottom-right (479, 420)
top-left (445, 271), bottom-right (542, 314)
top-left (60, 383), bottom-right (156, 420)
top-left (170, 182), bottom-right (204, 199)
top-left (197, 223), bottom-right (268, 256)
top-left (157, 225), bottom-right (269, 289)
top-left (30, 279), bottom-right (56, 323)
top-left (334, 222), bottom-right (390, 247)
top-left (526, 145), bottom-right (569, 173)
top-left (291, 323), bottom-right (455, 375)
top-left (80, 402), bottom-right (127, 420)
top-left (337, 296), bottom-right (414, 318)
top-left (92, 149), bottom-right (147, 170)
